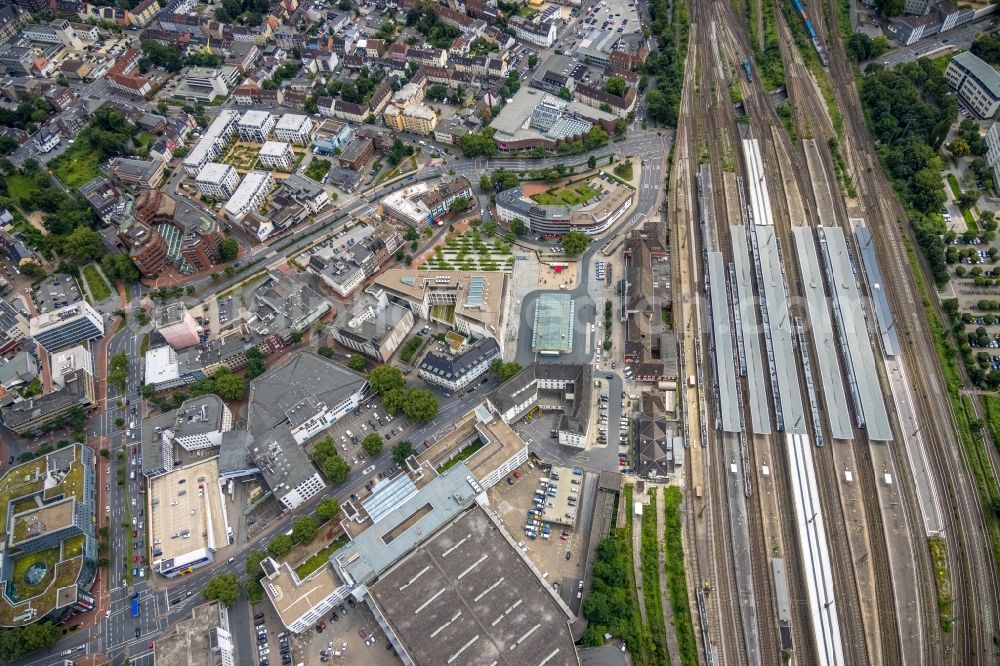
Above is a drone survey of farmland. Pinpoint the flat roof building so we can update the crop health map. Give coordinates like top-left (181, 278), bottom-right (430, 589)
top-left (149, 457), bottom-right (231, 578)
top-left (153, 600), bottom-right (234, 666)
top-left (183, 110), bottom-right (240, 176)
top-left (273, 113), bottom-right (314, 145)
top-left (246, 351), bottom-right (367, 509)
top-left (945, 50), bottom-right (1000, 119)
top-left (140, 394), bottom-right (234, 479)
top-left (236, 109), bottom-right (275, 143)
top-left (368, 504), bottom-right (578, 666)
top-left (29, 301), bottom-right (103, 353)
top-left (195, 162), bottom-right (241, 199)
top-left (371, 269), bottom-right (508, 342)
top-left (155, 303), bottom-right (201, 350)
top-left (258, 140), bottom-right (294, 170)
top-left (330, 288), bottom-right (414, 362)
top-left (223, 170), bottom-right (273, 222)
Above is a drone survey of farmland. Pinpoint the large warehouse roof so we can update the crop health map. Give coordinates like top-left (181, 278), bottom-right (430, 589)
top-left (369, 504), bottom-right (578, 666)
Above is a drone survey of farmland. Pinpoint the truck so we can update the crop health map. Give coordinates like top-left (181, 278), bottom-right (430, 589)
top-left (130, 592), bottom-right (140, 618)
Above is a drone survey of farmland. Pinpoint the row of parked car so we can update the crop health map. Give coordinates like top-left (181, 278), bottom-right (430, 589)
top-left (256, 615), bottom-right (292, 666)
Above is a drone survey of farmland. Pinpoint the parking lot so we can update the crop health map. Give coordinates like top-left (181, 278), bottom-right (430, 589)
top-left (305, 397), bottom-right (412, 489)
top-left (486, 462), bottom-right (587, 610)
top-left (299, 595), bottom-right (399, 665)
top-left (252, 600), bottom-right (300, 666)
top-left (32, 273), bottom-right (81, 314)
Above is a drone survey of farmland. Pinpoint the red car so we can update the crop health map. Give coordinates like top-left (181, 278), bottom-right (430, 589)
top-left (133, 555), bottom-right (139, 562)
top-left (132, 529), bottom-right (138, 538)
top-left (131, 446), bottom-right (136, 454)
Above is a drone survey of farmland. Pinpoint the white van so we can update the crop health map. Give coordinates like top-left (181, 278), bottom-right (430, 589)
top-left (345, 430), bottom-right (353, 439)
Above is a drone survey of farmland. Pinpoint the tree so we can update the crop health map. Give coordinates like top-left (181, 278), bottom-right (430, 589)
top-left (874, 0), bottom-right (904, 16)
top-left (368, 366), bottom-right (405, 393)
top-left (509, 218), bottom-right (525, 236)
top-left (846, 32), bottom-right (875, 62)
top-left (957, 190), bottom-right (980, 210)
top-left (392, 440), bottom-right (414, 466)
top-left (604, 76), bottom-right (627, 97)
top-left (362, 432), bottom-right (383, 456)
top-left (383, 387), bottom-right (407, 414)
top-left (402, 388), bottom-right (438, 422)
top-left (972, 32), bottom-right (1000, 66)
top-left (246, 549), bottom-right (266, 577)
top-left (324, 453), bottom-right (349, 483)
top-left (202, 573), bottom-right (240, 606)
top-left (348, 355), bottom-right (367, 372)
top-left (212, 368), bottom-right (246, 400)
top-left (0, 622), bottom-right (59, 661)
top-left (562, 230), bottom-right (590, 255)
top-left (449, 196), bottom-right (471, 214)
top-left (318, 346), bottom-right (334, 358)
top-left (109, 353), bottom-right (128, 392)
top-left (427, 83), bottom-right (449, 101)
top-left (291, 515), bottom-right (318, 543)
top-left (588, 155), bottom-right (597, 170)
top-left (63, 226), bottom-right (105, 263)
top-left (219, 237), bottom-right (239, 262)
top-left (490, 359), bottom-right (522, 381)
top-left (949, 137), bottom-right (971, 157)
top-left (316, 497), bottom-right (341, 522)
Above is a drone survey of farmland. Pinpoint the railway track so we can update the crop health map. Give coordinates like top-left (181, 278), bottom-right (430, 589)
top-left (807, 0), bottom-right (1000, 661)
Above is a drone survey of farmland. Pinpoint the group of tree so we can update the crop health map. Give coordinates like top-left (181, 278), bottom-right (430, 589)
top-left (603, 76), bottom-right (627, 97)
top-left (109, 353), bottom-right (129, 392)
top-left (326, 66), bottom-right (385, 105)
top-left (552, 126), bottom-right (610, 157)
top-left (367, 366), bottom-right (406, 394)
top-left (642, 0), bottom-right (690, 126)
top-left (139, 41), bottom-right (223, 73)
top-left (202, 573), bottom-right (241, 607)
top-left (0, 97), bottom-right (53, 137)
top-left (0, 622), bottom-right (60, 660)
top-left (244, 347), bottom-right (267, 380)
top-left (183, 366), bottom-right (247, 401)
top-left (214, 0), bottom-right (271, 24)
top-left (498, 70), bottom-right (521, 99)
top-left (263, 60), bottom-right (303, 90)
top-left (459, 128), bottom-right (498, 157)
top-left (383, 387), bottom-right (439, 422)
top-left (481, 168), bottom-right (521, 193)
top-left (949, 118), bottom-right (988, 159)
top-left (845, 33), bottom-right (891, 63)
top-left (561, 230), bottom-right (590, 255)
top-left (387, 138), bottom-right (414, 166)
top-left (426, 83), bottom-right (450, 102)
top-left (859, 59), bottom-right (955, 286)
top-left (490, 359), bottom-right (523, 381)
top-left (406, 6), bottom-right (461, 48)
top-left (448, 196), bottom-right (472, 214)
top-left (580, 536), bottom-right (644, 652)
top-left (971, 32), bottom-right (1000, 66)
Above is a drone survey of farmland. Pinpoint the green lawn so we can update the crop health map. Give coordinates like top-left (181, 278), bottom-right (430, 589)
top-left (531, 182), bottom-right (601, 206)
top-left (294, 534), bottom-right (348, 578)
top-left (438, 439), bottom-right (485, 472)
top-left (6, 174), bottom-right (39, 202)
top-left (135, 132), bottom-right (156, 155)
top-left (11, 547), bottom-right (59, 599)
top-left (82, 265), bottom-right (112, 302)
top-left (50, 142), bottom-right (102, 189)
top-left (305, 158), bottom-right (332, 182)
top-left (947, 174), bottom-right (962, 198)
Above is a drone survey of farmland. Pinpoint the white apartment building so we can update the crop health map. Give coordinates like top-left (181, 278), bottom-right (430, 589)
top-left (183, 110), bottom-right (240, 176)
top-left (194, 162), bottom-right (241, 199)
top-left (258, 141), bottom-right (294, 170)
top-left (223, 170), bottom-right (274, 221)
top-left (509, 16), bottom-right (557, 48)
top-left (273, 114), bottom-right (315, 145)
top-left (945, 51), bottom-right (1000, 119)
top-left (237, 110), bottom-right (276, 143)
top-left (986, 124), bottom-right (1000, 188)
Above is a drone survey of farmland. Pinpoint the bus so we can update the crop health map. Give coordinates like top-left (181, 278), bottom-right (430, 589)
top-left (130, 592), bottom-right (139, 618)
